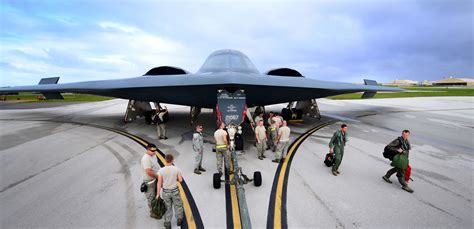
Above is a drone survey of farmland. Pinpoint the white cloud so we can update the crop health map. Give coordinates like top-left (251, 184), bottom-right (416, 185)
top-left (98, 21), bottom-right (141, 33)
top-left (0, 20), bottom-right (197, 85)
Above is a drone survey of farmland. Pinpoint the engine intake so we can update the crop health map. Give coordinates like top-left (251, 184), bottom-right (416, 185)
top-left (266, 68), bottom-right (303, 77)
top-left (144, 66), bottom-right (188, 76)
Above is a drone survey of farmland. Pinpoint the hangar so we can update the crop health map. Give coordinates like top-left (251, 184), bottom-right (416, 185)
top-left (432, 77), bottom-right (474, 86)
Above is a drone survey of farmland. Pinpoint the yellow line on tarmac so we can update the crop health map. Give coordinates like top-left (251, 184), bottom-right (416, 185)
top-left (178, 183), bottom-right (197, 229)
top-left (111, 129), bottom-right (197, 228)
top-left (1, 120), bottom-right (202, 228)
top-left (273, 128), bottom-right (313, 228)
top-left (272, 121), bottom-right (335, 228)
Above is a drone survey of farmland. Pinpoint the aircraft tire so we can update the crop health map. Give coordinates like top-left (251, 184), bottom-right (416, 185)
top-left (296, 109), bottom-right (303, 119)
top-left (213, 173), bottom-right (221, 189)
top-left (281, 108), bottom-right (291, 121)
top-left (254, 171), bottom-right (262, 187)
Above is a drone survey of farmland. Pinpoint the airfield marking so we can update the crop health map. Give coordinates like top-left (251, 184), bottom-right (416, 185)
top-left (266, 120), bottom-right (337, 229)
top-left (104, 129), bottom-right (203, 229)
top-left (225, 160), bottom-right (242, 229)
top-left (0, 119), bottom-right (204, 229)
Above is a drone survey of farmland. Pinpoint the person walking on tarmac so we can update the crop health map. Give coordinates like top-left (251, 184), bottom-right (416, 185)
top-left (382, 130), bottom-right (414, 193)
top-left (155, 106), bottom-right (168, 140)
top-left (156, 154), bottom-right (184, 229)
top-left (255, 120), bottom-right (267, 160)
top-left (140, 144), bottom-right (161, 219)
top-left (329, 124), bottom-right (349, 176)
top-left (193, 124), bottom-right (206, 175)
top-left (214, 122), bottom-right (230, 177)
top-left (274, 121), bottom-right (291, 163)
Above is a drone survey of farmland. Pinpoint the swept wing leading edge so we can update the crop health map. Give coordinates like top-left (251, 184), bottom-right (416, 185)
top-left (0, 72), bottom-right (402, 108)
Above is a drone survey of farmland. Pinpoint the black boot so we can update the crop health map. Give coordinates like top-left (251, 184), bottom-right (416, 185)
top-left (194, 168), bottom-right (201, 174)
top-left (199, 166), bottom-right (206, 172)
top-left (382, 176), bottom-right (392, 183)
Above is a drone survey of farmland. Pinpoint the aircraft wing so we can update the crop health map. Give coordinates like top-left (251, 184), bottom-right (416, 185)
top-left (0, 72), bottom-right (402, 108)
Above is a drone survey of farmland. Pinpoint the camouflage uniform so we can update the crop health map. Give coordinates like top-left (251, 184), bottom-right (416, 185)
top-left (155, 111), bottom-right (167, 139)
top-left (266, 117), bottom-right (277, 152)
top-left (162, 188), bottom-right (183, 224)
top-left (157, 123), bottom-right (166, 138)
top-left (214, 128), bottom-right (230, 174)
top-left (215, 147), bottom-right (230, 174)
top-left (144, 180), bottom-right (157, 209)
top-left (276, 126), bottom-right (291, 160)
top-left (193, 131), bottom-right (204, 169)
top-left (255, 125), bottom-right (267, 158)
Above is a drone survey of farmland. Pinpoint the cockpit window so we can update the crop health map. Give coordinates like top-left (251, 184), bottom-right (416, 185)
top-left (201, 54), bottom-right (230, 69)
top-left (198, 52), bottom-right (259, 73)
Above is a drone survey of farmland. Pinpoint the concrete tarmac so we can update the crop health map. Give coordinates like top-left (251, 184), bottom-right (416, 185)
top-left (0, 97), bottom-right (472, 228)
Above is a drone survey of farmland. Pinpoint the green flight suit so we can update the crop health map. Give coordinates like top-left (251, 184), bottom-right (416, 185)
top-left (385, 137), bottom-right (411, 186)
top-left (329, 130), bottom-right (348, 172)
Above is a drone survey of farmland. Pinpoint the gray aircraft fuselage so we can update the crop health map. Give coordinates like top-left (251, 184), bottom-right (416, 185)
top-left (0, 49), bottom-right (402, 108)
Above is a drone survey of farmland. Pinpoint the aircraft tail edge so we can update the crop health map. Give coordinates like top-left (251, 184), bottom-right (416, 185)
top-left (39, 77), bottom-right (64, 99)
top-left (362, 79), bottom-right (378, 98)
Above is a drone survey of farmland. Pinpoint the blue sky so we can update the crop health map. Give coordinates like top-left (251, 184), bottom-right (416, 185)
top-left (1, 0), bottom-right (472, 86)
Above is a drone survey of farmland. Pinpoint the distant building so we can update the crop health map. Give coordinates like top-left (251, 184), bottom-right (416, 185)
top-left (420, 80), bottom-right (432, 86)
top-left (384, 79), bottom-right (419, 86)
top-left (432, 77), bottom-right (474, 86)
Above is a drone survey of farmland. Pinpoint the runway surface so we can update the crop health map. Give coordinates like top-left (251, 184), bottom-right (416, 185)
top-left (0, 97), bottom-right (472, 228)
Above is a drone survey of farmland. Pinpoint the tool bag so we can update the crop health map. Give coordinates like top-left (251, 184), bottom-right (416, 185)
top-left (324, 153), bottom-right (335, 167)
top-left (151, 197), bottom-right (167, 219)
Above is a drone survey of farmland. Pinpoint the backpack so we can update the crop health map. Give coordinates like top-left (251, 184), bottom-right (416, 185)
top-left (383, 146), bottom-right (397, 160)
top-left (324, 153), bottom-right (335, 167)
top-left (383, 138), bottom-right (403, 160)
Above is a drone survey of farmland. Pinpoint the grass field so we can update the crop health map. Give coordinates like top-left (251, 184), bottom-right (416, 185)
top-left (1, 93), bottom-right (113, 102)
top-left (328, 87), bottom-right (474, 100)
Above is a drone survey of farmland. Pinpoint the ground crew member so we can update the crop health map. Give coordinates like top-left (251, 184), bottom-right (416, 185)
top-left (214, 122), bottom-right (230, 177)
top-left (329, 124), bottom-right (348, 176)
top-left (253, 112), bottom-right (265, 147)
top-left (254, 112), bottom-right (264, 125)
top-left (266, 112), bottom-right (274, 127)
top-left (156, 154), bottom-right (184, 229)
top-left (382, 130), bottom-right (414, 193)
top-left (269, 114), bottom-right (281, 152)
top-left (274, 121), bottom-right (291, 163)
top-left (156, 106), bottom-right (168, 140)
top-left (255, 120), bottom-right (267, 160)
top-left (140, 144), bottom-right (160, 219)
top-left (266, 112), bottom-right (275, 150)
top-left (193, 124), bottom-right (206, 174)
top-left (267, 111), bottom-right (278, 152)
top-left (274, 113), bottom-right (283, 127)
